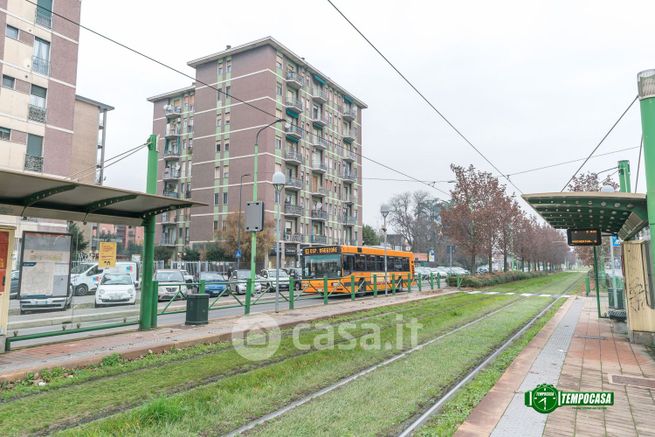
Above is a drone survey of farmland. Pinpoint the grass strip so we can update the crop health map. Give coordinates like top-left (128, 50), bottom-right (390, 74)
top-left (414, 298), bottom-right (566, 436)
top-left (54, 296), bottom-right (519, 436)
top-left (484, 271), bottom-right (583, 294)
top-left (248, 297), bottom-right (552, 436)
top-left (0, 293), bottom-right (504, 436)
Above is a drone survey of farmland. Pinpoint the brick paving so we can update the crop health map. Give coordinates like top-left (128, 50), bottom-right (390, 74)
top-left (0, 289), bottom-right (450, 382)
top-left (458, 296), bottom-right (655, 437)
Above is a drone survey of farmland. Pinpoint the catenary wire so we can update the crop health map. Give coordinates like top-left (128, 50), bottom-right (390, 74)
top-left (66, 143), bottom-right (147, 180)
top-left (559, 95), bottom-right (638, 191)
top-left (325, 0), bottom-right (523, 195)
top-left (25, 0), bottom-right (449, 198)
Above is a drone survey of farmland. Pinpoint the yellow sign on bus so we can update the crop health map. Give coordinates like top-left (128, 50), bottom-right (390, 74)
top-left (98, 241), bottom-right (117, 268)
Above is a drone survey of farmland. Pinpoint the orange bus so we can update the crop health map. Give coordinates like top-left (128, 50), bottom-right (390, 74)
top-left (301, 245), bottom-right (414, 294)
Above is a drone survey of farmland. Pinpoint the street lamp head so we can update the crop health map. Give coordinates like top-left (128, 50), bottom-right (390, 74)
top-left (380, 203), bottom-right (391, 218)
top-left (272, 171), bottom-right (286, 191)
top-left (638, 69), bottom-right (655, 100)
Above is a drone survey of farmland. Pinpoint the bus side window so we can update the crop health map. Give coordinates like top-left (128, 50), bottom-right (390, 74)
top-left (343, 255), bottom-right (354, 275)
top-left (402, 258), bottom-right (410, 272)
top-left (355, 254), bottom-right (366, 272)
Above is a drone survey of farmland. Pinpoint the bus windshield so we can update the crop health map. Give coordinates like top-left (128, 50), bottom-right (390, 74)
top-left (303, 254), bottom-right (342, 279)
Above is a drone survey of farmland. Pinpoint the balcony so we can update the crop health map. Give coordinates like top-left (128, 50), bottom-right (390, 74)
top-left (343, 128), bottom-right (357, 144)
top-left (285, 124), bottom-right (303, 142)
top-left (285, 71), bottom-right (304, 89)
top-left (35, 7), bottom-right (52, 28)
top-left (311, 209), bottom-right (328, 221)
top-left (184, 190), bottom-right (192, 199)
top-left (285, 177), bottom-right (303, 190)
top-left (311, 87), bottom-right (327, 104)
top-left (310, 135), bottom-right (328, 150)
top-left (159, 236), bottom-right (177, 246)
top-left (163, 147), bottom-right (181, 160)
top-left (284, 204), bottom-right (304, 217)
top-left (284, 233), bottom-right (305, 243)
top-left (342, 106), bottom-right (357, 122)
top-left (342, 215), bottom-right (357, 226)
top-left (24, 154), bottom-right (43, 172)
top-left (163, 190), bottom-right (180, 198)
top-left (165, 126), bottom-right (181, 138)
top-left (342, 150), bottom-right (356, 162)
top-left (161, 212), bottom-right (178, 225)
top-left (284, 149), bottom-right (303, 165)
top-left (163, 168), bottom-right (181, 181)
top-left (342, 193), bottom-right (354, 204)
top-left (164, 105), bottom-right (182, 119)
top-left (31, 56), bottom-right (50, 76)
top-left (342, 170), bottom-right (357, 183)
top-left (310, 234), bottom-right (328, 245)
top-left (28, 105), bottom-right (47, 123)
top-left (311, 158), bottom-right (327, 173)
top-left (284, 97), bottom-right (303, 115)
top-left (311, 186), bottom-right (328, 197)
top-left (310, 113), bottom-right (328, 129)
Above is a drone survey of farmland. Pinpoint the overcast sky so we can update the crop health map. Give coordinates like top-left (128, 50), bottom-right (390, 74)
top-left (76, 0), bottom-right (653, 229)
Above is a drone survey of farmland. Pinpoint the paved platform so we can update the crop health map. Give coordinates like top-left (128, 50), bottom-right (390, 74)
top-left (0, 290), bottom-right (449, 382)
top-left (457, 296), bottom-right (655, 437)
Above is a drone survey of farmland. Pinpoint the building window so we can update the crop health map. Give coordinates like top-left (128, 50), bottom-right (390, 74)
top-left (218, 64), bottom-right (223, 75)
top-left (5, 25), bottom-right (18, 40)
top-left (214, 193), bottom-right (219, 205)
top-left (224, 113), bottom-right (230, 126)
top-left (276, 82), bottom-right (283, 96)
top-left (30, 84), bottom-right (47, 107)
top-left (32, 37), bottom-right (51, 75)
top-left (213, 220), bottom-right (218, 231)
top-left (223, 165), bottom-right (229, 179)
top-left (225, 85), bottom-right (231, 97)
top-left (226, 61), bottom-right (232, 73)
top-left (216, 142), bottom-right (221, 153)
top-left (214, 166), bottom-right (220, 179)
top-left (2, 75), bottom-right (15, 89)
top-left (224, 142), bottom-right (229, 152)
top-left (276, 60), bottom-right (282, 70)
top-left (223, 192), bottom-right (228, 204)
top-left (0, 127), bottom-right (10, 141)
top-left (275, 137), bottom-right (281, 149)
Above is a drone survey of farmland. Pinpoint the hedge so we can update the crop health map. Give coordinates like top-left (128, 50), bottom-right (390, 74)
top-left (446, 271), bottom-right (547, 288)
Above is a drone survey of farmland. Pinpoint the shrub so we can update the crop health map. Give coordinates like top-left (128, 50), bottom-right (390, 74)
top-left (446, 271), bottom-right (546, 288)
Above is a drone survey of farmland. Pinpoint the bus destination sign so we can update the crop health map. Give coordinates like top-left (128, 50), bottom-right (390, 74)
top-left (567, 228), bottom-right (601, 246)
top-left (302, 246), bottom-right (340, 255)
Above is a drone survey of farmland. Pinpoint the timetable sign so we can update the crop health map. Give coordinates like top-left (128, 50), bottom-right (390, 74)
top-left (567, 229), bottom-right (601, 246)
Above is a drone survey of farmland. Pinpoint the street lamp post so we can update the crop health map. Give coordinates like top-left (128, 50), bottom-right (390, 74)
top-left (272, 171), bottom-right (286, 313)
top-left (380, 204), bottom-right (390, 295)
top-left (236, 173), bottom-right (251, 270)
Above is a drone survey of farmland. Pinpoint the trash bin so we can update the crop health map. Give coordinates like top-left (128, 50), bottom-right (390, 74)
top-left (185, 293), bottom-right (209, 325)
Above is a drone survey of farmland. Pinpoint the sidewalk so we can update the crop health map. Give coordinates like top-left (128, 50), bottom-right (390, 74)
top-left (0, 289), bottom-right (449, 382)
top-left (457, 296), bottom-right (655, 437)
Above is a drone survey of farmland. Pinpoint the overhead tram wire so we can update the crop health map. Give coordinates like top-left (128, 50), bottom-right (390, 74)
top-left (67, 143), bottom-right (148, 182)
top-left (325, 0), bottom-right (523, 195)
top-left (559, 95), bottom-right (638, 191)
top-left (26, 1), bottom-right (446, 198)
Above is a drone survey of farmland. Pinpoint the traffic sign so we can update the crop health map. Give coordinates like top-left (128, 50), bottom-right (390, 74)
top-left (235, 249), bottom-right (242, 259)
top-left (610, 236), bottom-right (621, 247)
top-left (98, 241), bottom-right (117, 268)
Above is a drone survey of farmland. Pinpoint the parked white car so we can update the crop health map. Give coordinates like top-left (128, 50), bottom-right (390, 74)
top-left (155, 269), bottom-right (187, 301)
top-left (95, 273), bottom-right (137, 307)
top-left (71, 261), bottom-right (139, 296)
top-left (229, 269), bottom-right (263, 295)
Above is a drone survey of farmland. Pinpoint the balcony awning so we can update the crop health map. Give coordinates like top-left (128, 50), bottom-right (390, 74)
top-left (0, 168), bottom-right (205, 226)
top-left (343, 95), bottom-right (353, 104)
top-left (522, 192), bottom-right (648, 241)
top-left (312, 74), bottom-right (326, 85)
top-left (285, 108), bottom-right (299, 119)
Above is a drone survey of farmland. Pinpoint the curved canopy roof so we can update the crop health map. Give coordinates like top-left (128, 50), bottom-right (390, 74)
top-left (522, 192), bottom-right (648, 241)
top-left (0, 168), bottom-right (204, 226)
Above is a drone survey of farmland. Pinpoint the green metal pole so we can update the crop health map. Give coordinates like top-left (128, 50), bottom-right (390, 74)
top-left (373, 274), bottom-right (378, 297)
top-left (199, 280), bottom-right (206, 295)
top-left (418, 274), bottom-right (422, 291)
top-left (638, 71), bottom-right (655, 311)
top-left (392, 273), bottom-right (396, 295)
top-left (593, 246), bottom-right (602, 318)
top-left (244, 278), bottom-right (252, 314)
top-left (289, 277), bottom-right (295, 310)
top-left (437, 275), bottom-right (441, 289)
top-left (429, 273), bottom-right (434, 290)
top-left (323, 276), bottom-right (328, 305)
top-left (407, 273), bottom-right (412, 293)
top-left (585, 275), bottom-right (591, 297)
top-left (350, 275), bottom-right (355, 301)
top-left (618, 160), bottom-right (631, 193)
top-left (140, 134), bottom-right (158, 331)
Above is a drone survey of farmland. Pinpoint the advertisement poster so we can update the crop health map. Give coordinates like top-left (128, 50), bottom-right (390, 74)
top-left (19, 231), bottom-right (72, 298)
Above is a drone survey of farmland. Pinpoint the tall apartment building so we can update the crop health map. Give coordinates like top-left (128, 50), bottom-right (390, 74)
top-left (148, 37), bottom-right (366, 267)
top-left (0, 0), bottom-right (112, 252)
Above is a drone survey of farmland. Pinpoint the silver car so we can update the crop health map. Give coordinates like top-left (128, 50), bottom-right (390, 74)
top-left (155, 269), bottom-right (187, 301)
top-left (229, 269), bottom-right (263, 295)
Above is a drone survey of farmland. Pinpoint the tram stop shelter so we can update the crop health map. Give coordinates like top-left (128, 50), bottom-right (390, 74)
top-left (0, 167), bottom-right (204, 351)
top-left (523, 191), bottom-right (655, 344)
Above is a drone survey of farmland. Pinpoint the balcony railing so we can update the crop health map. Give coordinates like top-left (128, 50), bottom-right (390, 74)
top-left (311, 87), bottom-right (327, 103)
top-left (28, 105), bottom-right (47, 123)
top-left (342, 170), bottom-right (357, 182)
top-left (284, 97), bottom-right (303, 113)
top-left (164, 105), bottom-right (182, 118)
top-left (165, 126), bottom-right (181, 137)
top-left (342, 193), bottom-right (354, 203)
top-left (311, 159), bottom-right (327, 172)
top-left (311, 209), bottom-right (328, 220)
top-left (284, 233), bottom-right (305, 243)
top-left (163, 168), bottom-right (181, 180)
top-left (310, 234), bottom-right (327, 244)
top-left (343, 150), bottom-right (356, 162)
top-left (311, 113), bottom-right (328, 128)
top-left (310, 135), bottom-right (327, 150)
top-left (185, 190), bottom-right (192, 199)
top-left (285, 71), bottom-right (304, 88)
top-left (311, 186), bottom-right (328, 197)
top-left (284, 149), bottom-right (303, 164)
top-left (285, 177), bottom-right (303, 190)
top-left (35, 7), bottom-right (52, 28)
top-left (32, 56), bottom-right (50, 76)
top-left (163, 147), bottom-right (181, 159)
top-left (285, 124), bottom-right (303, 141)
top-left (163, 190), bottom-right (180, 198)
top-left (343, 128), bottom-right (357, 143)
top-left (284, 204), bottom-right (304, 216)
top-left (24, 154), bottom-right (43, 172)
top-left (342, 106), bottom-right (357, 121)
top-left (160, 236), bottom-right (177, 246)
top-left (342, 215), bottom-right (357, 226)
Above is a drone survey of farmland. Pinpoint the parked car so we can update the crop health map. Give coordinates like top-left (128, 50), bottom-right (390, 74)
top-left (71, 261), bottom-right (139, 295)
top-left (228, 269), bottom-right (263, 295)
top-left (286, 267), bottom-right (302, 279)
top-left (180, 270), bottom-right (194, 285)
top-left (198, 271), bottom-right (228, 297)
top-left (95, 273), bottom-right (137, 307)
top-left (430, 267), bottom-right (449, 278)
top-left (155, 269), bottom-right (187, 301)
top-left (10, 270), bottom-right (19, 299)
top-left (477, 265), bottom-right (489, 274)
top-left (260, 269), bottom-right (295, 292)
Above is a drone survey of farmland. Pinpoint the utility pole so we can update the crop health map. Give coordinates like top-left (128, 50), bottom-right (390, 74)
top-left (140, 134), bottom-right (158, 330)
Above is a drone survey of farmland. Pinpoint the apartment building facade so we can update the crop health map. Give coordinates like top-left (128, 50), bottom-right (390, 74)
top-left (0, 0), bottom-right (112, 253)
top-left (148, 37), bottom-right (366, 267)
